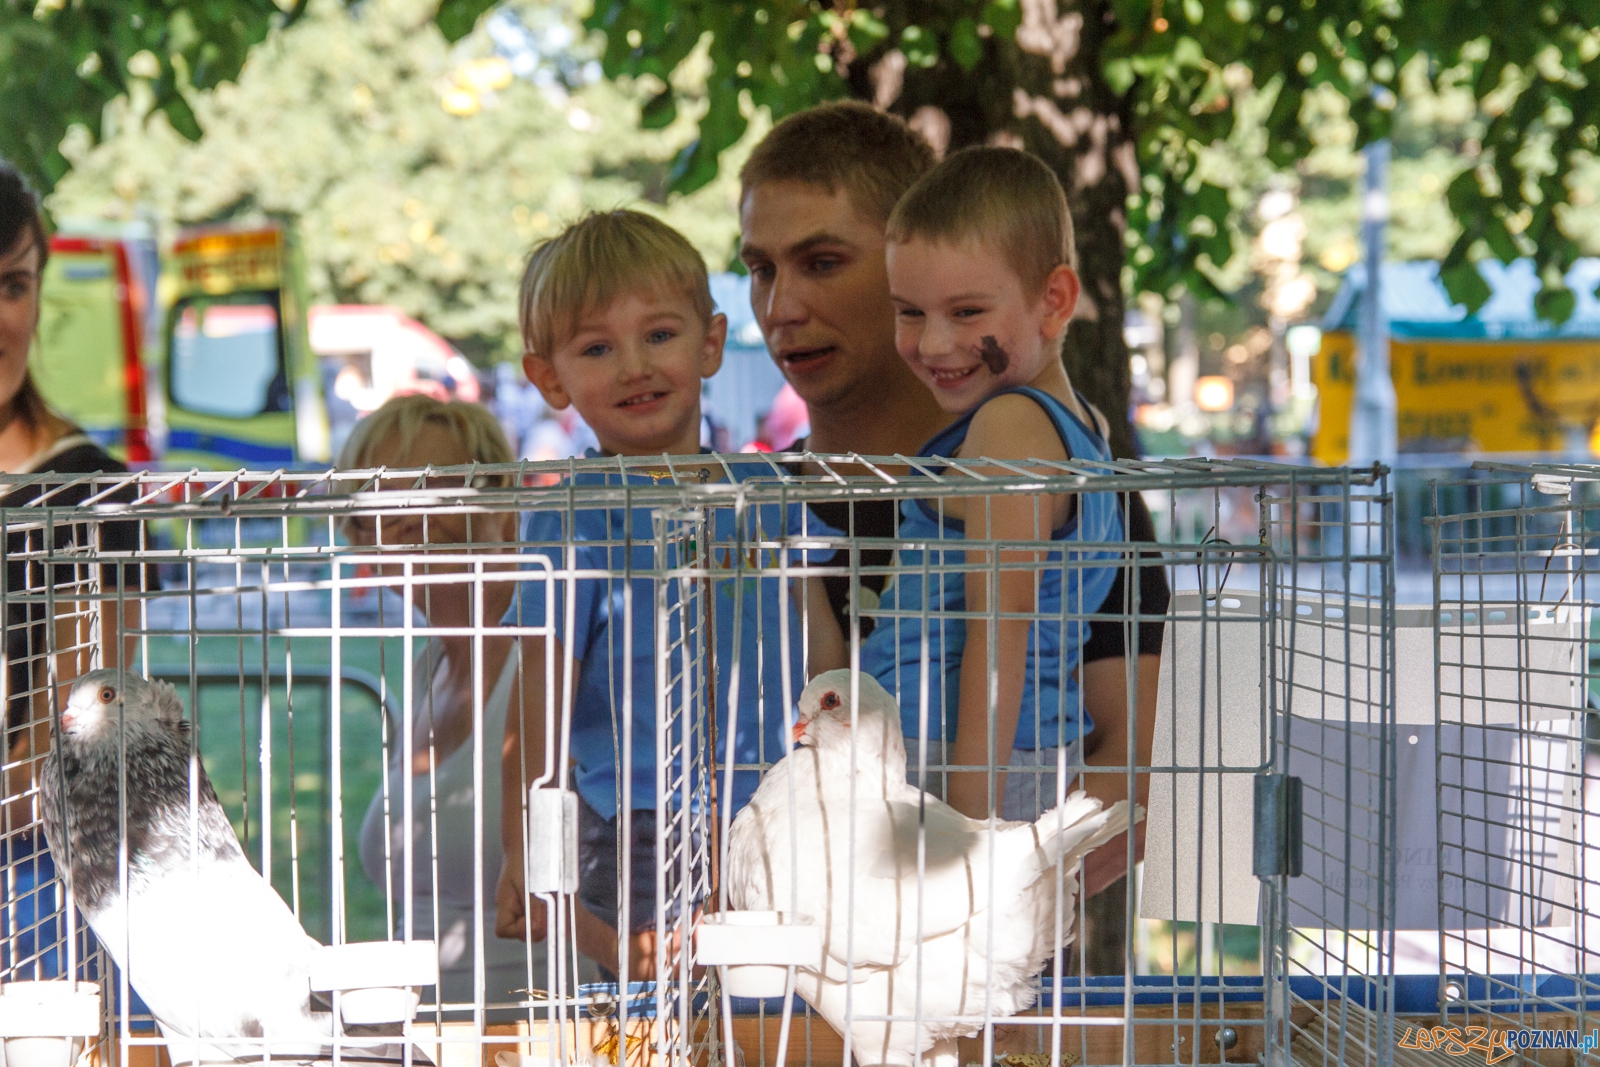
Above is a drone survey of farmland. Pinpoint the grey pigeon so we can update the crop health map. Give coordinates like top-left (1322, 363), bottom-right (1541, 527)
top-left (41, 669), bottom-right (428, 1067)
top-left (726, 670), bottom-right (1136, 1067)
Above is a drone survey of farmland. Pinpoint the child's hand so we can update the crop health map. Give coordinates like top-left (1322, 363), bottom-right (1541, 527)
top-left (495, 858), bottom-right (548, 941)
top-left (572, 907), bottom-right (669, 982)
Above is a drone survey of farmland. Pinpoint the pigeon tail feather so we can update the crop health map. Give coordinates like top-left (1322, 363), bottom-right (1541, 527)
top-left (1033, 798), bottom-right (1139, 876)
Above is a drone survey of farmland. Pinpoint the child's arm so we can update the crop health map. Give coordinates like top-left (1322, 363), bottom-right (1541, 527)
top-left (495, 632), bottom-right (562, 941)
top-left (945, 395), bottom-right (1071, 819)
top-left (796, 576), bottom-right (847, 676)
top-left (493, 624), bottom-right (671, 981)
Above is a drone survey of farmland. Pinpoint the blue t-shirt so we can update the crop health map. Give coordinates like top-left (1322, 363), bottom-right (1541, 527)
top-left (505, 454), bottom-right (813, 820)
top-left (857, 387), bottom-right (1124, 750)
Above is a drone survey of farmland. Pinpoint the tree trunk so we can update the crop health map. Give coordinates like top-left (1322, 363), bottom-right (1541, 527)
top-left (847, 0), bottom-right (1139, 459)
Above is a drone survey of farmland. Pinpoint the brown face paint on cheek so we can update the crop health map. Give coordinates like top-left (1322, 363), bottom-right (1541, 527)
top-left (977, 335), bottom-right (1010, 375)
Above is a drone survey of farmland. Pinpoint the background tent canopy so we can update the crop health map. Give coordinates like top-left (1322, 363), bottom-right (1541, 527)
top-left (1323, 259), bottom-right (1600, 341)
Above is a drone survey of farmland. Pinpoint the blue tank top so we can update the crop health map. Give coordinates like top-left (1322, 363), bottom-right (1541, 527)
top-left (857, 387), bottom-right (1124, 750)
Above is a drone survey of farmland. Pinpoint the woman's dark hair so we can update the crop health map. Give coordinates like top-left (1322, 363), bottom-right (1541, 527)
top-left (1, 159), bottom-right (54, 431)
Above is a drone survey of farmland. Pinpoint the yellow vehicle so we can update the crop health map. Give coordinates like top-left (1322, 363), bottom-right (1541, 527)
top-left (161, 222), bottom-right (329, 468)
top-left (1312, 259), bottom-right (1600, 463)
top-left (33, 233), bottom-right (158, 463)
top-left (35, 221), bottom-right (331, 469)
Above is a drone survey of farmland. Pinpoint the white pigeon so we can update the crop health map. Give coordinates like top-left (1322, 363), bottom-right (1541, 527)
top-left (40, 670), bottom-right (425, 1067)
top-left (725, 669), bottom-right (1136, 1067)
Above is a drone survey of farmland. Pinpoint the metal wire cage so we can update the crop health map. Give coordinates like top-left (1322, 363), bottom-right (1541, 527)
top-left (1137, 465), bottom-right (1396, 1067)
top-left (0, 454), bottom-right (1393, 1067)
top-left (1427, 462), bottom-right (1598, 1059)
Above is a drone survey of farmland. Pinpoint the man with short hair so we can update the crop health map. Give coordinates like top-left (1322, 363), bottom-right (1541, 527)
top-left (737, 101), bottom-right (947, 463)
top-left (738, 102), bottom-right (1168, 970)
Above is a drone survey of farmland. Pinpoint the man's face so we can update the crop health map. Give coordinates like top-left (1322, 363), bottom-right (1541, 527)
top-left (738, 181), bottom-right (900, 411)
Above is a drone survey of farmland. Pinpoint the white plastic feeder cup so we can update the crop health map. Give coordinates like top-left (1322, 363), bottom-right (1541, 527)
top-left (0, 981), bottom-right (100, 1067)
top-left (309, 942), bottom-right (439, 1026)
top-left (694, 912), bottom-right (821, 998)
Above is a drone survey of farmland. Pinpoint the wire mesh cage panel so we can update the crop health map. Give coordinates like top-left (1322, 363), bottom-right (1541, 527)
top-left (1137, 469), bottom-right (1395, 1067)
top-left (0, 455), bottom-right (1393, 1067)
top-left (1428, 463), bottom-right (1599, 1058)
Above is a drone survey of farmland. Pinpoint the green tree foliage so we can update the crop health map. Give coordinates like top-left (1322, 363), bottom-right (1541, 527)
top-left (0, 0), bottom-right (514, 192)
top-left (1, 0), bottom-right (286, 190)
top-left (582, 0), bottom-right (1600, 456)
top-left (49, 0), bottom-right (758, 361)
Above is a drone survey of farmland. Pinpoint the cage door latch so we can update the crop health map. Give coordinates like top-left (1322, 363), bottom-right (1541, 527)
top-left (1252, 774), bottom-right (1303, 878)
top-left (526, 787), bottom-right (579, 894)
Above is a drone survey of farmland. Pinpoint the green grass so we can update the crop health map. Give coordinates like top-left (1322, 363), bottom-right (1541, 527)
top-left (138, 634), bottom-right (425, 944)
top-left (1137, 920), bottom-right (1262, 977)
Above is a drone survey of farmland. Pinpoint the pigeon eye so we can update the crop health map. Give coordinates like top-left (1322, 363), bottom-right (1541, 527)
top-left (98, 686), bottom-right (116, 703)
top-left (820, 692), bottom-right (840, 711)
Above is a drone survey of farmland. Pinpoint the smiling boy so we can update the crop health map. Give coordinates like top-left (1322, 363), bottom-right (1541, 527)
top-left (737, 107), bottom-right (1166, 920)
top-left (857, 146), bottom-right (1127, 822)
top-left (495, 210), bottom-right (844, 979)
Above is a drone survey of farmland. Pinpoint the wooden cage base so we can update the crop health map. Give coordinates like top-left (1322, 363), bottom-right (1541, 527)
top-left (79, 1004), bottom-right (1598, 1067)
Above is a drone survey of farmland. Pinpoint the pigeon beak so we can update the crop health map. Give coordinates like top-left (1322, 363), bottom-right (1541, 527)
top-left (791, 719), bottom-right (807, 744)
top-left (58, 707), bottom-right (76, 730)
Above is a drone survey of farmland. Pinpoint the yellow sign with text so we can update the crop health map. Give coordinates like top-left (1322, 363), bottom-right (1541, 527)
top-left (1311, 331), bottom-right (1600, 464)
top-left (170, 227), bottom-right (283, 296)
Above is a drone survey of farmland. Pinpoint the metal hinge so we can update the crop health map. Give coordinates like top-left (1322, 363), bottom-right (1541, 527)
top-left (526, 787), bottom-right (579, 894)
top-left (1253, 774), bottom-right (1303, 879)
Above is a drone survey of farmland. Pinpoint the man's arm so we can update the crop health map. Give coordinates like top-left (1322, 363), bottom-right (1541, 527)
top-left (796, 576), bottom-right (847, 677)
top-left (1077, 488), bottom-right (1168, 897)
top-left (1077, 651), bottom-right (1159, 898)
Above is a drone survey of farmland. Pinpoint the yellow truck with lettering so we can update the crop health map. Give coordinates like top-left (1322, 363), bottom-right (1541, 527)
top-left (1311, 259), bottom-right (1600, 463)
top-left (34, 220), bottom-right (330, 469)
top-left (161, 222), bottom-right (329, 467)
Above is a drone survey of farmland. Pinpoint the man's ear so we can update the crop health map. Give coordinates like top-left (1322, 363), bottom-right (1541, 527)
top-left (1039, 265), bottom-right (1081, 339)
top-left (700, 312), bottom-right (727, 380)
top-left (523, 351), bottom-right (571, 410)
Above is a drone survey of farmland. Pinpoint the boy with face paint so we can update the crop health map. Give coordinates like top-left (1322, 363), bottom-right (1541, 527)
top-left (739, 105), bottom-right (1167, 901)
top-left (860, 146), bottom-right (1126, 823)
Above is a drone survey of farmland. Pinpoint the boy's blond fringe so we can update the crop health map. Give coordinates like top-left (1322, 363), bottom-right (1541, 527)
top-left (519, 209), bottom-right (713, 362)
top-left (337, 393), bottom-right (515, 480)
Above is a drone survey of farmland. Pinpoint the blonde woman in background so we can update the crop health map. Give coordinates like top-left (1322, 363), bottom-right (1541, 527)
top-left (340, 395), bottom-right (587, 1011)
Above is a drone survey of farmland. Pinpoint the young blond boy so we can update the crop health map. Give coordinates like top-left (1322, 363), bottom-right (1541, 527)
top-left (857, 147), bottom-right (1127, 822)
top-left (494, 210), bottom-right (843, 979)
